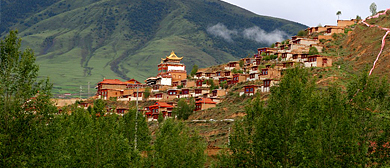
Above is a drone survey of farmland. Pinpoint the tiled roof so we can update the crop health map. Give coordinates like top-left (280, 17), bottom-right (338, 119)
top-left (149, 102), bottom-right (174, 108)
top-left (126, 79), bottom-right (141, 84)
top-left (98, 79), bottom-right (127, 85)
top-left (196, 98), bottom-right (216, 104)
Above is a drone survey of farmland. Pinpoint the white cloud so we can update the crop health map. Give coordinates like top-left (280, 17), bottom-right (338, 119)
top-left (207, 23), bottom-right (287, 44)
top-left (243, 27), bottom-right (288, 45)
top-left (207, 23), bottom-right (237, 42)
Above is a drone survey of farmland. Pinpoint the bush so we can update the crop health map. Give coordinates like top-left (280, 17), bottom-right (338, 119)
top-left (297, 29), bottom-right (308, 36)
top-left (308, 47), bottom-right (319, 55)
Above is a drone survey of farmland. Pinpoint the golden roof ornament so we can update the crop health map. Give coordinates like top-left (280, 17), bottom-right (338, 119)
top-left (165, 51), bottom-right (183, 60)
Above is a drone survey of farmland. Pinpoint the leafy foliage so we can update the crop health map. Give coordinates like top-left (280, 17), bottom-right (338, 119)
top-left (218, 67), bottom-right (390, 167)
top-left (262, 54), bottom-right (278, 61)
top-left (190, 64), bottom-right (199, 77)
top-left (0, 30), bottom-right (56, 166)
top-left (370, 3), bottom-right (377, 16)
top-left (297, 29), bottom-right (308, 36)
top-left (173, 98), bottom-right (195, 120)
top-left (308, 46), bottom-right (319, 55)
top-left (143, 87), bottom-right (151, 99)
top-left (149, 119), bottom-right (206, 167)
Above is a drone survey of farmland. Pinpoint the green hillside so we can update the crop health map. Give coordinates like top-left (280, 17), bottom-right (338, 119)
top-left (1, 0), bottom-right (307, 96)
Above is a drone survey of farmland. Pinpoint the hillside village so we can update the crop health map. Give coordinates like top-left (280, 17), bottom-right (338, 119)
top-left (71, 19), bottom-right (358, 121)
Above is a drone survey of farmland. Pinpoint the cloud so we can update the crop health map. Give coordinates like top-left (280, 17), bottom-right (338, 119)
top-left (243, 27), bottom-right (288, 45)
top-left (207, 23), bottom-right (237, 42)
top-left (207, 23), bottom-right (288, 45)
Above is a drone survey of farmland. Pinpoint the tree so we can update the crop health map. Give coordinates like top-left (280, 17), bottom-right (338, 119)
top-left (336, 11), bottom-right (342, 20)
top-left (220, 81), bottom-right (228, 89)
top-left (123, 109), bottom-right (151, 151)
top-left (190, 64), bottom-right (198, 77)
top-left (297, 30), bottom-right (307, 36)
top-left (356, 15), bottom-right (362, 22)
top-left (218, 67), bottom-right (390, 167)
top-left (143, 87), bottom-right (151, 100)
top-left (208, 79), bottom-right (218, 91)
top-left (370, 2), bottom-right (377, 16)
top-left (239, 60), bottom-right (244, 68)
top-left (93, 99), bottom-right (106, 115)
top-left (173, 98), bottom-right (195, 120)
top-left (150, 119), bottom-right (206, 167)
top-left (0, 30), bottom-right (55, 167)
top-left (158, 112), bottom-right (164, 123)
top-left (308, 46), bottom-right (319, 55)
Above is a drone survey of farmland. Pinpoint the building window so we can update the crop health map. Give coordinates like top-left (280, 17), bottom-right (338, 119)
top-left (264, 80), bottom-right (271, 87)
top-left (262, 70), bottom-right (268, 75)
top-left (179, 75), bottom-right (181, 79)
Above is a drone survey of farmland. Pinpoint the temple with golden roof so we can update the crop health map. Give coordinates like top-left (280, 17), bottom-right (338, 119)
top-left (146, 51), bottom-right (187, 86)
top-left (161, 51), bottom-right (183, 63)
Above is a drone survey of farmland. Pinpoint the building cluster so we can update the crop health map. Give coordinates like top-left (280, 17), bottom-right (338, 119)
top-left (86, 19), bottom-right (357, 121)
top-left (307, 19), bottom-right (357, 40)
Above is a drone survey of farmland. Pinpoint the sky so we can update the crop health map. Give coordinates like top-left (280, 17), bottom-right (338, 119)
top-left (222, 0), bottom-right (389, 27)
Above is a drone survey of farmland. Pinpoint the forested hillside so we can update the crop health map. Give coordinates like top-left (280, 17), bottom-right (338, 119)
top-left (1, 0), bottom-right (307, 95)
top-left (2, 30), bottom-right (390, 167)
top-left (0, 31), bottom-right (206, 167)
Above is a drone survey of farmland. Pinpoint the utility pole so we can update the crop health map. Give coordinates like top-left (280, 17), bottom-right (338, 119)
top-left (228, 126), bottom-right (231, 146)
top-left (135, 85), bottom-right (139, 150)
top-left (88, 82), bottom-right (90, 98)
top-left (79, 85), bottom-right (82, 100)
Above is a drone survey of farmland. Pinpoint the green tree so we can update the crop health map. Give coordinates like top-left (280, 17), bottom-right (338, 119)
top-left (370, 2), bottom-right (377, 16)
top-left (123, 109), bottom-right (151, 151)
top-left (356, 15), bottom-right (361, 21)
top-left (190, 64), bottom-right (199, 77)
top-left (208, 79), bottom-right (218, 91)
top-left (308, 46), bottom-right (319, 55)
top-left (0, 30), bottom-right (55, 167)
top-left (231, 68), bottom-right (238, 74)
top-left (173, 98), bottom-right (195, 120)
top-left (93, 99), bottom-right (106, 115)
top-left (143, 87), bottom-right (151, 100)
top-left (158, 112), bottom-right (164, 123)
top-left (297, 30), bottom-right (307, 36)
top-left (220, 81), bottom-right (228, 89)
top-left (239, 60), bottom-right (244, 68)
top-left (150, 119), bottom-right (206, 167)
top-left (336, 11), bottom-right (342, 20)
top-left (218, 67), bottom-right (390, 167)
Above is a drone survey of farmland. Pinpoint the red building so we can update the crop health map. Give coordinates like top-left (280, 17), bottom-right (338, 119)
top-left (116, 108), bottom-right (129, 114)
top-left (244, 85), bottom-right (259, 96)
top-left (146, 102), bottom-right (174, 119)
top-left (195, 98), bottom-right (217, 111)
top-left (196, 79), bottom-right (204, 87)
top-left (233, 74), bottom-right (240, 84)
top-left (96, 79), bottom-right (127, 100)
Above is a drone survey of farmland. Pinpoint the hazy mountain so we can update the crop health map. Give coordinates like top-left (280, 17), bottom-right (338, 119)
top-left (1, 0), bottom-right (307, 95)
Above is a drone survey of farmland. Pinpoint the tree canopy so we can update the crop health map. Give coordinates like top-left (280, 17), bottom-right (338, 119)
top-left (217, 67), bottom-right (390, 167)
top-left (370, 3), bottom-right (377, 16)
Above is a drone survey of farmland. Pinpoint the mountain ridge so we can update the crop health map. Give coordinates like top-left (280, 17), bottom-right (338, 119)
top-left (1, 0), bottom-right (307, 95)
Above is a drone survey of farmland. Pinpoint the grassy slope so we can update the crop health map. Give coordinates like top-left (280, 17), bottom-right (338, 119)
top-left (341, 12), bottom-right (390, 78)
top-left (4, 0), bottom-right (307, 96)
